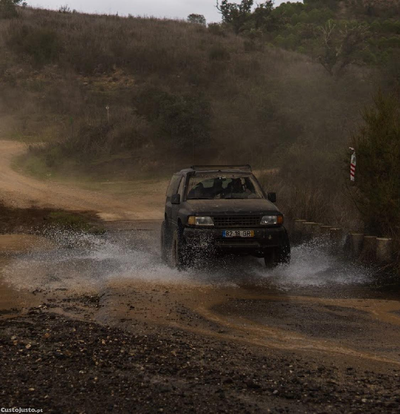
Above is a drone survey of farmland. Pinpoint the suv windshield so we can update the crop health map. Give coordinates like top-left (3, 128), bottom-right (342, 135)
top-left (186, 174), bottom-right (264, 200)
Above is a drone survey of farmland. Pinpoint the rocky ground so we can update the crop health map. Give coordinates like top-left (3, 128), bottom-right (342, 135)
top-left (1, 308), bottom-right (400, 414)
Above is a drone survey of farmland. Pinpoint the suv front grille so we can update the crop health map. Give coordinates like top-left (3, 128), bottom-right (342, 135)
top-left (213, 216), bottom-right (261, 228)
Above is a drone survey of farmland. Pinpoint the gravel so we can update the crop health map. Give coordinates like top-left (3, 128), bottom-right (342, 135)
top-left (1, 310), bottom-right (400, 413)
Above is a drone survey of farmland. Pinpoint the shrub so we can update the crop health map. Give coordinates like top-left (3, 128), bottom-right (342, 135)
top-left (0, 0), bottom-right (19, 19)
top-left (351, 92), bottom-right (400, 237)
top-left (6, 23), bottom-right (62, 64)
top-left (208, 44), bottom-right (231, 61)
top-left (208, 23), bottom-right (226, 36)
top-left (133, 86), bottom-right (212, 161)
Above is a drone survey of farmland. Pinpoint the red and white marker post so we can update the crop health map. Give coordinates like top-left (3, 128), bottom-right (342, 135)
top-left (349, 147), bottom-right (356, 182)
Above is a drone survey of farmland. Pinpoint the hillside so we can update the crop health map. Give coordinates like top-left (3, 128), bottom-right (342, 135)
top-left (217, 0), bottom-right (400, 78)
top-left (0, 2), bottom-right (396, 225)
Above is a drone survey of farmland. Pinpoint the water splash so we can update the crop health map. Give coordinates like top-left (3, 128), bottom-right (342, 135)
top-left (1, 230), bottom-right (372, 293)
top-left (258, 239), bottom-right (373, 289)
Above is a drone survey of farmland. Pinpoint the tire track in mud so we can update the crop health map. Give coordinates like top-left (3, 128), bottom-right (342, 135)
top-left (95, 277), bottom-right (400, 367)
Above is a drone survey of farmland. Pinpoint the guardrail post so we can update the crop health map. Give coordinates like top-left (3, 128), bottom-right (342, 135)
top-left (293, 219), bottom-right (307, 243)
top-left (303, 222), bottom-right (316, 241)
top-left (320, 226), bottom-right (332, 238)
top-left (376, 238), bottom-right (393, 263)
top-left (348, 233), bottom-right (364, 258)
top-left (360, 236), bottom-right (377, 263)
top-left (329, 228), bottom-right (343, 253)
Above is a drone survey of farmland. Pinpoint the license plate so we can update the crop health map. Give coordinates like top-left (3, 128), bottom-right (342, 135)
top-left (223, 230), bottom-right (255, 238)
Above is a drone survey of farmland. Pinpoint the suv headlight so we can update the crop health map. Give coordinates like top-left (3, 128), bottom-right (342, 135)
top-left (261, 215), bottom-right (283, 225)
top-left (188, 216), bottom-right (214, 226)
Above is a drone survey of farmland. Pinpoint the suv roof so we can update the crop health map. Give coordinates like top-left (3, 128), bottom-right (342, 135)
top-left (178, 165), bottom-right (252, 174)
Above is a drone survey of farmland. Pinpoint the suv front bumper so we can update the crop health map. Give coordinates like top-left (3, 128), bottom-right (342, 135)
top-left (183, 226), bottom-right (288, 255)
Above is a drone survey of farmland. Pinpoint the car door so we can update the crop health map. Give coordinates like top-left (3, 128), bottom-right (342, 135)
top-left (165, 174), bottom-right (181, 223)
top-left (171, 174), bottom-right (187, 226)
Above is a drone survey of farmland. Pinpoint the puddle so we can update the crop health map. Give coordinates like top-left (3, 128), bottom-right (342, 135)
top-left (0, 228), bottom-right (376, 296)
top-left (0, 234), bottom-right (55, 254)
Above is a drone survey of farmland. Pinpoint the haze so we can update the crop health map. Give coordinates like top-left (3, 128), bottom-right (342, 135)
top-left (30, 0), bottom-right (299, 22)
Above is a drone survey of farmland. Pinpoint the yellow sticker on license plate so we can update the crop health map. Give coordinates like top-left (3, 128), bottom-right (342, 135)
top-left (223, 230), bottom-right (255, 238)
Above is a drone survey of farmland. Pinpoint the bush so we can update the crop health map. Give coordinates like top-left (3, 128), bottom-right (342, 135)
top-left (0, 0), bottom-right (19, 19)
top-left (208, 44), bottom-right (231, 61)
top-left (6, 23), bottom-right (61, 64)
top-left (351, 92), bottom-right (400, 237)
top-left (133, 86), bottom-right (212, 161)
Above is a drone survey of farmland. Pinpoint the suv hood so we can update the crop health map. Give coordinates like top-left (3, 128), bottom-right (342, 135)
top-left (183, 199), bottom-right (279, 215)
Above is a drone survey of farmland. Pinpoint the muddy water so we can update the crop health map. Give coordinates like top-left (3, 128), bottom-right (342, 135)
top-left (1, 223), bottom-right (400, 366)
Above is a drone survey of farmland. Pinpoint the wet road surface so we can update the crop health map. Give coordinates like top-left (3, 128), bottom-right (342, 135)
top-left (1, 221), bottom-right (400, 413)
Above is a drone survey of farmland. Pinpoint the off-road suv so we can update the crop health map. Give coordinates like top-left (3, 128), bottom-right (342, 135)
top-left (161, 165), bottom-right (290, 268)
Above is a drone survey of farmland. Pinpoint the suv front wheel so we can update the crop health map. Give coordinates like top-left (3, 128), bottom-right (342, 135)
top-left (161, 220), bottom-right (170, 263)
top-left (264, 238), bottom-right (291, 268)
top-left (170, 227), bottom-right (190, 270)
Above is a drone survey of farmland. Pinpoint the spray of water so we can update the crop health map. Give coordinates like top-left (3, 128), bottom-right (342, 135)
top-left (258, 239), bottom-right (372, 289)
top-left (1, 230), bottom-right (372, 294)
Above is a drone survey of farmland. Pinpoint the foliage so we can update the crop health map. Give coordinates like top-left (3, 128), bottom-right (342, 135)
top-left (317, 20), bottom-right (369, 76)
top-left (217, 0), bottom-right (254, 34)
top-left (217, 0), bottom-right (400, 78)
top-left (351, 93), bottom-right (400, 237)
top-left (0, 5), bottom-right (383, 230)
top-left (187, 14), bottom-right (206, 26)
top-left (58, 5), bottom-right (71, 14)
top-left (6, 23), bottom-right (61, 64)
top-left (0, 0), bottom-right (22, 18)
top-left (133, 87), bottom-right (213, 160)
top-left (217, 0), bottom-right (274, 34)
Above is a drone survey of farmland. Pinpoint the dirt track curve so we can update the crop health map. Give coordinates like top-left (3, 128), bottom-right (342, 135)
top-left (0, 140), bottom-right (164, 220)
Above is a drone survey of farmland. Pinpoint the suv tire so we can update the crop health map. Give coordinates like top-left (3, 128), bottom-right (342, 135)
top-left (161, 220), bottom-right (170, 263)
top-left (170, 227), bottom-right (192, 270)
top-left (264, 236), bottom-right (291, 268)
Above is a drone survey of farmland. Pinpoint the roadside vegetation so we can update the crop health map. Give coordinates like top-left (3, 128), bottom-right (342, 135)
top-left (0, 1), bottom-right (399, 248)
top-left (0, 202), bottom-right (102, 234)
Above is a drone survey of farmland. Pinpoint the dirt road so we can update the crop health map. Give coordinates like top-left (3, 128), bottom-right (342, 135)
top-left (0, 140), bottom-right (165, 220)
top-left (1, 141), bottom-right (400, 413)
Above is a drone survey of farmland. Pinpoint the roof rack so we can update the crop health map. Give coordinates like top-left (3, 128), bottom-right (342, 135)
top-left (191, 165), bottom-right (252, 172)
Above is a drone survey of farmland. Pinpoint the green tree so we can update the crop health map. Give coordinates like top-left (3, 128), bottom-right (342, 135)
top-left (216, 0), bottom-right (253, 33)
top-left (134, 87), bottom-right (212, 160)
top-left (187, 13), bottom-right (206, 26)
top-left (317, 20), bottom-right (369, 77)
top-left (351, 93), bottom-right (400, 237)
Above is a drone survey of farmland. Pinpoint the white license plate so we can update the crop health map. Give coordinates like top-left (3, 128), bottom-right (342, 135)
top-left (223, 230), bottom-right (255, 238)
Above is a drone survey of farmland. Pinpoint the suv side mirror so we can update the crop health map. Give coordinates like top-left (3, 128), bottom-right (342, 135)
top-left (267, 192), bottom-right (276, 203)
top-left (171, 194), bottom-right (181, 204)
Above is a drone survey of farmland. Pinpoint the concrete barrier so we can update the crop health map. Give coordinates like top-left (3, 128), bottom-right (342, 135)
top-left (360, 236), bottom-right (377, 262)
top-left (293, 219), bottom-right (307, 243)
top-left (319, 226), bottom-right (332, 238)
top-left (348, 233), bottom-right (364, 257)
top-left (303, 222), bottom-right (316, 239)
top-left (291, 218), bottom-right (395, 268)
top-left (376, 238), bottom-right (393, 263)
top-left (329, 228), bottom-right (342, 243)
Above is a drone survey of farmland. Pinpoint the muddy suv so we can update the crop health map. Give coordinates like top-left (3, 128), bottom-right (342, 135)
top-left (161, 165), bottom-right (290, 268)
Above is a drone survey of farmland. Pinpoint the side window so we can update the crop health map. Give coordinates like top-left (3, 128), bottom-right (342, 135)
top-left (178, 176), bottom-right (186, 198)
top-left (166, 174), bottom-right (181, 198)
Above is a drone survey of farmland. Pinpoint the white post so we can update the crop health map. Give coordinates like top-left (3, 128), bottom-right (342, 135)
top-left (106, 106), bottom-right (110, 124)
top-left (349, 147), bottom-right (356, 182)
